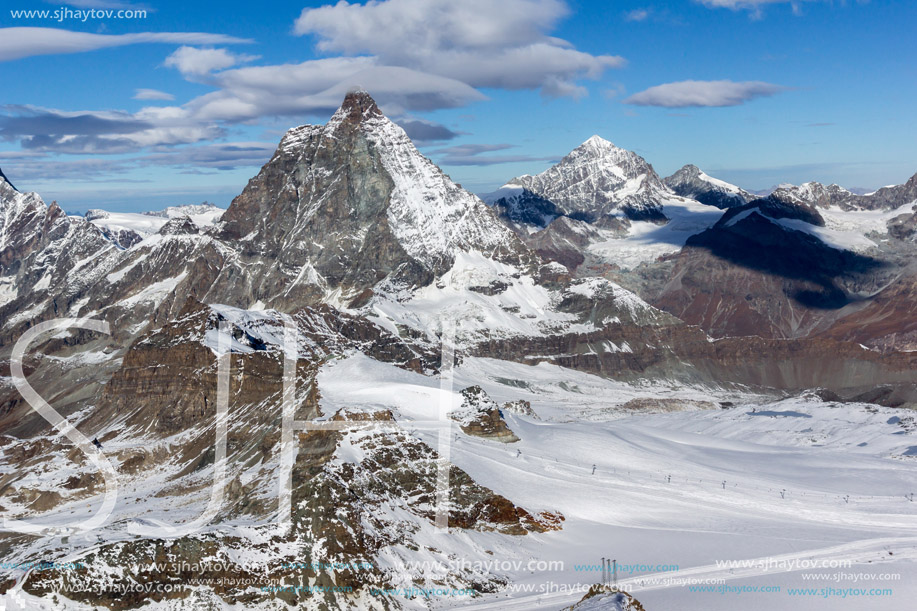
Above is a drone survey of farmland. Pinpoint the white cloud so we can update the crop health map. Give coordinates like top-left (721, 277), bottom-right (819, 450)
top-left (624, 8), bottom-right (651, 22)
top-left (163, 46), bottom-right (259, 78)
top-left (697, 0), bottom-right (820, 17)
top-left (0, 27), bottom-right (250, 62)
top-left (133, 89), bottom-right (174, 101)
top-left (624, 80), bottom-right (788, 107)
top-left (294, 0), bottom-right (624, 97)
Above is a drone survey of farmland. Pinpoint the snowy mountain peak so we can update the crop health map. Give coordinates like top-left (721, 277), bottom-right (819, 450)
top-left (671, 163), bottom-right (702, 178)
top-left (580, 134), bottom-right (617, 150)
top-left (563, 135), bottom-right (646, 170)
top-left (501, 136), bottom-right (670, 222)
top-left (218, 91), bottom-right (531, 308)
top-left (338, 89), bottom-right (384, 121)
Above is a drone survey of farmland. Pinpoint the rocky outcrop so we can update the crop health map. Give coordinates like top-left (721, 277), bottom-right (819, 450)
top-left (566, 587), bottom-right (647, 611)
top-left (453, 386), bottom-right (520, 443)
top-left (887, 206), bottom-right (917, 241)
top-left (471, 319), bottom-right (917, 399)
top-left (502, 399), bottom-right (538, 419)
top-left (522, 216), bottom-right (603, 270)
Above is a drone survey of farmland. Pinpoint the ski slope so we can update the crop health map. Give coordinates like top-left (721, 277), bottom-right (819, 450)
top-left (319, 355), bottom-right (917, 610)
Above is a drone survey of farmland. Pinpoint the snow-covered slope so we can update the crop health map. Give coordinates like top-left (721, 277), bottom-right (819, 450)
top-left (82, 203), bottom-right (224, 249)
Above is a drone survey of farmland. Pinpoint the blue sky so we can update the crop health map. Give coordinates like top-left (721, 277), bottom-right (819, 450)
top-left (0, 0), bottom-right (914, 212)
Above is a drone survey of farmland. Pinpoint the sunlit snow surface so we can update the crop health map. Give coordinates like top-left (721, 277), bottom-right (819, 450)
top-left (588, 197), bottom-right (725, 270)
top-left (81, 204), bottom-right (225, 243)
top-left (775, 202), bottom-right (917, 252)
top-left (316, 354), bottom-right (917, 611)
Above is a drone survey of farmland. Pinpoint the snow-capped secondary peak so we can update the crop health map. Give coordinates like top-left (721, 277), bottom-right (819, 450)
top-left (663, 164), bottom-right (752, 209)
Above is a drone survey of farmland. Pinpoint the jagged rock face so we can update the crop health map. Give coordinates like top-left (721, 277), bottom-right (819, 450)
top-left (887, 206), bottom-right (917, 241)
top-left (523, 216), bottom-right (603, 270)
top-left (663, 164), bottom-right (752, 209)
top-left (771, 182), bottom-right (862, 210)
top-left (488, 187), bottom-right (564, 229)
top-left (503, 136), bottom-right (670, 223)
top-left (0, 167), bottom-right (17, 192)
top-left (820, 271), bottom-right (917, 353)
top-left (0, 177), bottom-right (114, 339)
top-left (772, 173), bottom-right (917, 211)
top-left (10, 303), bottom-right (559, 609)
top-left (93, 224), bottom-right (143, 249)
top-left (217, 91), bottom-right (531, 309)
top-left (473, 315), bottom-right (917, 398)
top-left (868, 172), bottom-right (917, 209)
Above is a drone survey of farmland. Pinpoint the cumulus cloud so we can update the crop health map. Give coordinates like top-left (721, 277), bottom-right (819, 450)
top-left (624, 80), bottom-right (787, 107)
top-left (3, 1), bottom-right (628, 179)
top-left (133, 89), bottom-right (174, 101)
top-left (294, 0), bottom-right (624, 97)
top-left (0, 28), bottom-right (251, 62)
top-left (185, 61), bottom-right (485, 122)
top-left (163, 46), bottom-right (259, 78)
top-left (0, 59), bottom-right (482, 154)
